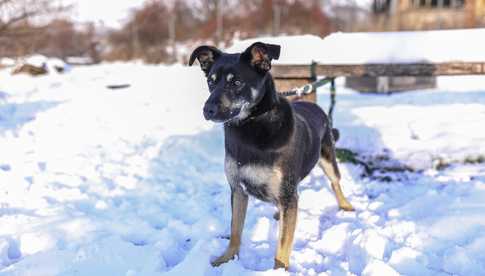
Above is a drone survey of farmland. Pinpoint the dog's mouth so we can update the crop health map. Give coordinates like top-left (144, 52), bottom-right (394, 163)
top-left (209, 117), bottom-right (230, 123)
top-left (207, 108), bottom-right (241, 123)
top-left (206, 105), bottom-right (253, 124)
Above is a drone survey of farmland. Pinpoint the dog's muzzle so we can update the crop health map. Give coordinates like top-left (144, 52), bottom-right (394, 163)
top-left (203, 102), bottom-right (219, 120)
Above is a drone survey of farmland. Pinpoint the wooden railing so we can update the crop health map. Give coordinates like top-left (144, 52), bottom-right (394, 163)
top-left (272, 62), bottom-right (485, 78)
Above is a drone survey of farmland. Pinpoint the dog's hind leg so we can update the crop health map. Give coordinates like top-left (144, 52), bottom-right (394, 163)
top-left (274, 195), bottom-right (298, 270)
top-left (211, 188), bottom-right (248, 267)
top-left (320, 131), bottom-right (354, 211)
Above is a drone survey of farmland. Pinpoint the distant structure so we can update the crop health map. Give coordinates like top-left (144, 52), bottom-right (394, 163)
top-left (345, 0), bottom-right (485, 93)
top-left (372, 0), bottom-right (485, 31)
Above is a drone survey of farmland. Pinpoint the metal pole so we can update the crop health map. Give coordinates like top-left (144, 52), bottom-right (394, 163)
top-left (329, 78), bottom-right (336, 128)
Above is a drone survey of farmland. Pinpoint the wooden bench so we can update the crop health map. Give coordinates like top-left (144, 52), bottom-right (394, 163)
top-left (272, 62), bottom-right (485, 102)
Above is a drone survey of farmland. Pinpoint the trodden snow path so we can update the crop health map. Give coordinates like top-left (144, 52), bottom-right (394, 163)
top-left (0, 64), bottom-right (485, 275)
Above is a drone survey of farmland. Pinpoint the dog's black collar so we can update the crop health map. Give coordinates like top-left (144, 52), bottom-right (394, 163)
top-left (231, 107), bottom-right (272, 126)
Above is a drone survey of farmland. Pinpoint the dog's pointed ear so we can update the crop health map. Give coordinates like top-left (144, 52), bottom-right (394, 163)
top-left (189, 45), bottom-right (222, 76)
top-left (241, 42), bottom-right (280, 73)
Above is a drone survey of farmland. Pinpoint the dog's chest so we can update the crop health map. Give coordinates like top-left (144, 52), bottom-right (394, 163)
top-left (225, 156), bottom-right (282, 202)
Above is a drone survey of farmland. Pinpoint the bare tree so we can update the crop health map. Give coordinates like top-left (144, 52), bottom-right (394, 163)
top-left (0, 0), bottom-right (67, 35)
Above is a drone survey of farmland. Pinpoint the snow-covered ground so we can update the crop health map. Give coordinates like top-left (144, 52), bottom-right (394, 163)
top-left (1, 62), bottom-right (485, 276)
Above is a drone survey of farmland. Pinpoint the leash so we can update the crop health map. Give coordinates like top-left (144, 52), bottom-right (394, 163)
top-left (279, 77), bottom-right (334, 97)
top-left (280, 76), bottom-right (337, 128)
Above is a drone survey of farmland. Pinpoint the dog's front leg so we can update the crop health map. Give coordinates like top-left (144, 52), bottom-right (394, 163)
top-left (274, 195), bottom-right (298, 270)
top-left (212, 188), bottom-right (248, 267)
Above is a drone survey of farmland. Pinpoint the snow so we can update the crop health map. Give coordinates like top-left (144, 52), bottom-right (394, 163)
top-left (23, 55), bottom-right (48, 68)
top-left (65, 56), bottom-right (94, 65)
top-left (362, 259), bottom-right (399, 276)
top-left (319, 28), bottom-right (485, 64)
top-left (0, 58), bottom-right (15, 67)
top-left (333, 76), bottom-right (485, 170)
top-left (228, 35), bottom-right (325, 65)
top-left (12, 55), bottom-right (70, 74)
top-left (228, 28), bottom-right (485, 64)
top-left (1, 41), bottom-right (485, 274)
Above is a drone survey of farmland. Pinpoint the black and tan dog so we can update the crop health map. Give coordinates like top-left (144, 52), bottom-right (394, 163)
top-left (189, 42), bottom-right (354, 270)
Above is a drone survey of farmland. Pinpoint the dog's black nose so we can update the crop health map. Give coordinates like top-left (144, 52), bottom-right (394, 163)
top-left (203, 103), bottom-right (218, 120)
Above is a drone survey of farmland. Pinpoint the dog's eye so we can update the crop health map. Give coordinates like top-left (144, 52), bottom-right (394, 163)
top-left (234, 80), bottom-right (242, 86)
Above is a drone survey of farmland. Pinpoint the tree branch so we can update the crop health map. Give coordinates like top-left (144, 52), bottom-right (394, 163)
top-left (0, 10), bottom-right (36, 34)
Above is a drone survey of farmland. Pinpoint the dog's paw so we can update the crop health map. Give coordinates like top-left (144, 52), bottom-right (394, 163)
top-left (273, 211), bottom-right (280, 220)
top-left (211, 250), bottom-right (238, 267)
top-left (339, 202), bottom-right (355, 212)
top-left (274, 258), bottom-right (289, 270)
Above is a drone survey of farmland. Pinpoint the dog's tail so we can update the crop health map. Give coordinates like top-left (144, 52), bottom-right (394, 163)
top-left (332, 128), bottom-right (340, 142)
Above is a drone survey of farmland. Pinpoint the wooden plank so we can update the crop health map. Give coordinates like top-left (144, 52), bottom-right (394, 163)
top-left (272, 62), bottom-right (485, 78)
top-left (316, 63), bottom-right (485, 77)
top-left (271, 64), bottom-right (312, 78)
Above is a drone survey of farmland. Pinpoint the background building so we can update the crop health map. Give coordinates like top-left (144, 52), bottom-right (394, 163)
top-left (372, 0), bottom-right (485, 31)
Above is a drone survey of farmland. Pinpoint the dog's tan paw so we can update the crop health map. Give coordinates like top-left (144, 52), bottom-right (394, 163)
top-left (211, 249), bottom-right (237, 267)
top-left (339, 201), bottom-right (355, 212)
top-left (274, 258), bottom-right (289, 270)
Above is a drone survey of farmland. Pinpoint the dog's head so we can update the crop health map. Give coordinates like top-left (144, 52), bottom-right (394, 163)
top-left (189, 42), bottom-right (280, 123)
